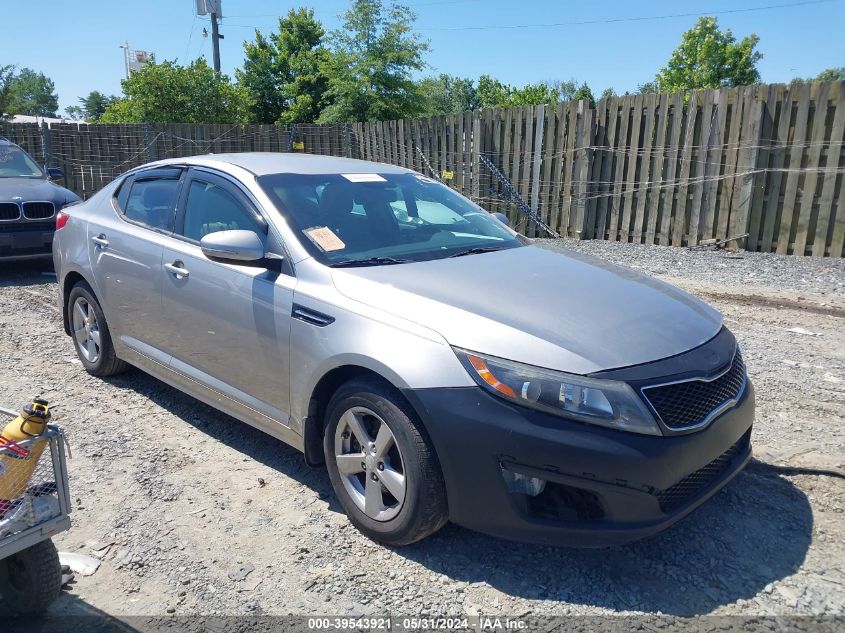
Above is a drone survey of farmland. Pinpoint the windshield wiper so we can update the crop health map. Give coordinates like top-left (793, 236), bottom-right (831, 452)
top-left (329, 256), bottom-right (411, 268)
top-left (447, 246), bottom-right (505, 258)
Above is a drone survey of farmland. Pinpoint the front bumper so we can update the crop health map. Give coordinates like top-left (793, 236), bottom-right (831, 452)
top-left (0, 222), bottom-right (55, 261)
top-left (403, 379), bottom-right (754, 547)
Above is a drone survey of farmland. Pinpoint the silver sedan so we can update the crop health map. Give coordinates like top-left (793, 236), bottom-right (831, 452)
top-left (53, 153), bottom-right (754, 546)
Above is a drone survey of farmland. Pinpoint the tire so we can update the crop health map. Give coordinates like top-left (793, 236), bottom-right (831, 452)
top-left (323, 378), bottom-right (448, 546)
top-left (67, 281), bottom-right (128, 377)
top-left (0, 539), bottom-right (62, 615)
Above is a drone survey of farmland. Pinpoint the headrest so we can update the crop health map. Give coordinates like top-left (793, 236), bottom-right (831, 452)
top-left (354, 187), bottom-right (398, 205)
top-left (318, 182), bottom-right (354, 217)
top-left (141, 182), bottom-right (174, 208)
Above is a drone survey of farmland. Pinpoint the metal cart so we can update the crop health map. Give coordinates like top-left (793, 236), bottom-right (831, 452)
top-left (0, 406), bottom-right (71, 615)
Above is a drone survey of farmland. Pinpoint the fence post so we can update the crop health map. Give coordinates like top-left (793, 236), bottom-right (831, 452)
top-left (529, 104), bottom-right (545, 237)
top-left (573, 100), bottom-right (595, 239)
top-left (39, 121), bottom-right (52, 167)
top-left (732, 96), bottom-right (764, 247)
top-left (143, 123), bottom-right (155, 162)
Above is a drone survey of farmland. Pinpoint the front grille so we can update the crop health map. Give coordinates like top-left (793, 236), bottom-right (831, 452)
top-left (0, 221), bottom-right (54, 233)
top-left (642, 349), bottom-right (746, 430)
top-left (0, 202), bottom-right (20, 221)
top-left (22, 201), bottom-right (55, 220)
top-left (656, 431), bottom-right (750, 512)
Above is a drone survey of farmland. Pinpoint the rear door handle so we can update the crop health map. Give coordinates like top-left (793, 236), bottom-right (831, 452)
top-left (91, 234), bottom-right (109, 248)
top-left (164, 261), bottom-right (190, 279)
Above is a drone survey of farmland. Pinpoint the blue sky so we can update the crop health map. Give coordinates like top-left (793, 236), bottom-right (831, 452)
top-left (3, 0), bottom-right (843, 113)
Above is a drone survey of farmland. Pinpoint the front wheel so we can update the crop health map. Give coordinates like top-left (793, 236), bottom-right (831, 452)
top-left (323, 379), bottom-right (448, 546)
top-left (0, 539), bottom-right (62, 615)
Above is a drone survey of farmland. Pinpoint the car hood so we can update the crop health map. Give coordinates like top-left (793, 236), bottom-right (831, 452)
top-left (0, 177), bottom-right (78, 204)
top-left (329, 245), bottom-right (722, 374)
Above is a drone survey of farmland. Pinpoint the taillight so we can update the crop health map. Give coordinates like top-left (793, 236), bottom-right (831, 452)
top-left (56, 210), bottom-right (69, 230)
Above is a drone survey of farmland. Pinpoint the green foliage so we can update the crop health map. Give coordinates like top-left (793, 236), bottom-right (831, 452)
top-left (654, 17), bottom-right (761, 92)
top-left (637, 81), bottom-right (659, 94)
top-left (791, 67), bottom-right (845, 84)
top-left (64, 105), bottom-right (84, 120)
top-left (66, 91), bottom-right (118, 121)
top-left (476, 76), bottom-right (594, 109)
top-left (5, 67), bottom-right (59, 117)
top-left (418, 74), bottom-right (478, 115)
top-left (100, 59), bottom-right (249, 124)
top-left (813, 67), bottom-right (845, 82)
top-left (82, 91), bottom-right (118, 121)
top-left (475, 75), bottom-right (511, 109)
top-left (237, 7), bottom-right (331, 124)
top-left (0, 65), bottom-right (16, 120)
top-left (318, 0), bottom-right (429, 122)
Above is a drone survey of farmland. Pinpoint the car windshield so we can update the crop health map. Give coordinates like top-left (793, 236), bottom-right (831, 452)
top-left (257, 172), bottom-right (522, 265)
top-left (0, 145), bottom-right (44, 178)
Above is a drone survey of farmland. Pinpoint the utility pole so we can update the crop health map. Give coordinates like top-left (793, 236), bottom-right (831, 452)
top-left (197, 1), bottom-right (224, 72)
top-left (120, 41), bottom-right (130, 79)
top-left (210, 11), bottom-right (222, 72)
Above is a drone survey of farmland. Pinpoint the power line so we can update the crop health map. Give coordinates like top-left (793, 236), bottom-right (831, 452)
top-left (182, 14), bottom-right (199, 63)
top-left (415, 0), bottom-right (838, 31)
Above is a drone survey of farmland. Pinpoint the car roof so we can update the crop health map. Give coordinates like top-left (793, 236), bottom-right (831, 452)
top-left (153, 152), bottom-right (414, 176)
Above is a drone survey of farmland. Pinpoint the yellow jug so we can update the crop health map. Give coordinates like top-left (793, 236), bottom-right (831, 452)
top-left (0, 398), bottom-right (50, 517)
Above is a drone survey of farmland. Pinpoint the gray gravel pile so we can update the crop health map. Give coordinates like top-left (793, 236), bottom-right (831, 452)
top-left (535, 238), bottom-right (845, 298)
top-left (0, 249), bottom-right (842, 619)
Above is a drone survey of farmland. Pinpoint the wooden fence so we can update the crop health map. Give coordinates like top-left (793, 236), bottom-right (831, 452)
top-left (2, 80), bottom-right (843, 256)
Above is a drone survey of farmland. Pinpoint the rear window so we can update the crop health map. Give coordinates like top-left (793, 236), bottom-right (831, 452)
top-left (120, 174), bottom-right (181, 231)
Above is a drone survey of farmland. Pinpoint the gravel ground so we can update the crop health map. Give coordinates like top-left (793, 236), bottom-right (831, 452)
top-left (0, 240), bottom-right (843, 620)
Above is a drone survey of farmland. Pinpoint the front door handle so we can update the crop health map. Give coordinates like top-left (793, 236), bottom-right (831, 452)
top-left (91, 234), bottom-right (109, 248)
top-left (164, 261), bottom-right (190, 279)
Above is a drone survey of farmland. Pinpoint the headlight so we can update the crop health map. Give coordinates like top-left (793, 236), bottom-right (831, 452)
top-left (454, 348), bottom-right (661, 436)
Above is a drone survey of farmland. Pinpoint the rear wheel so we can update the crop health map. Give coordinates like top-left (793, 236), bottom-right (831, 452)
top-left (0, 539), bottom-right (62, 615)
top-left (323, 379), bottom-right (448, 545)
top-left (68, 281), bottom-right (128, 376)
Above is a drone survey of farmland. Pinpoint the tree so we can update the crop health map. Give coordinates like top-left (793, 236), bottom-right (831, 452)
top-left (65, 91), bottom-right (117, 121)
top-left (476, 75), bottom-right (511, 109)
top-left (80, 91), bottom-right (117, 121)
top-left (5, 67), bottom-right (59, 117)
top-left (237, 8), bottom-right (331, 124)
top-left (655, 17), bottom-right (762, 92)
top-left (0, 65), bottom-right (16, 120)
top-left (64, 105), bottom-right (85, 120)
top-left (791, 66), bottom-right (845, 83)
top-left (476, 76), bottom-right (594, 108)
top-left (99, 59), bottom-right (249, 124)
top-left (570, 82), bottom-right (595, 107)
top-left (318, 0), bottom-right (429, 122)
top-left (418, 74), bottom-right (478, 115)
top-left (813, 67), bottom-right (845, 82)
top-left (637, 80), bottom-right (659, 94)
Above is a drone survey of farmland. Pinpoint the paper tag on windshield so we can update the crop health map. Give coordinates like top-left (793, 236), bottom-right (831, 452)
top-left (305, 226), bottom-right (345, 252)
top-left (341, 173), bottom-right (386, 183)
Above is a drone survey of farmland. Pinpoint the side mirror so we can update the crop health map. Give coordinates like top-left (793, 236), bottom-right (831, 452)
top-left (493, 212), bottom-right (510, 227)
top-left (200, 230), bottom-right (266, 262)
top-left (47, 167), bottom-right (64, 180)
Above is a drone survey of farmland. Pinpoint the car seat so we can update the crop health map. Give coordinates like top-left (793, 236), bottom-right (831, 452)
top-left (139, 182), bottom-right (176, 230)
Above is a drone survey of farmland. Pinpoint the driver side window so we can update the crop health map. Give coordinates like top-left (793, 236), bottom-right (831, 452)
top-left (181, 179), bottom-right (263, 242)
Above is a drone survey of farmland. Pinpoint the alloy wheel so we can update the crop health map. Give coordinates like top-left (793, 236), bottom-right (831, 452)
top-left (334, 406), bottom-right (406, 521)
top-left (72, 297), bottom-right (101, 364)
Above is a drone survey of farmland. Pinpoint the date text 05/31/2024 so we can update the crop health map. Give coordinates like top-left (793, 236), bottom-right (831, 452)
top-left (306, 617), bottom-right (528, 630)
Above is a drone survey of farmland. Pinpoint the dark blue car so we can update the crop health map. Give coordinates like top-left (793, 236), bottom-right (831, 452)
top-left (0, 137), bottom-right (80, 262)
